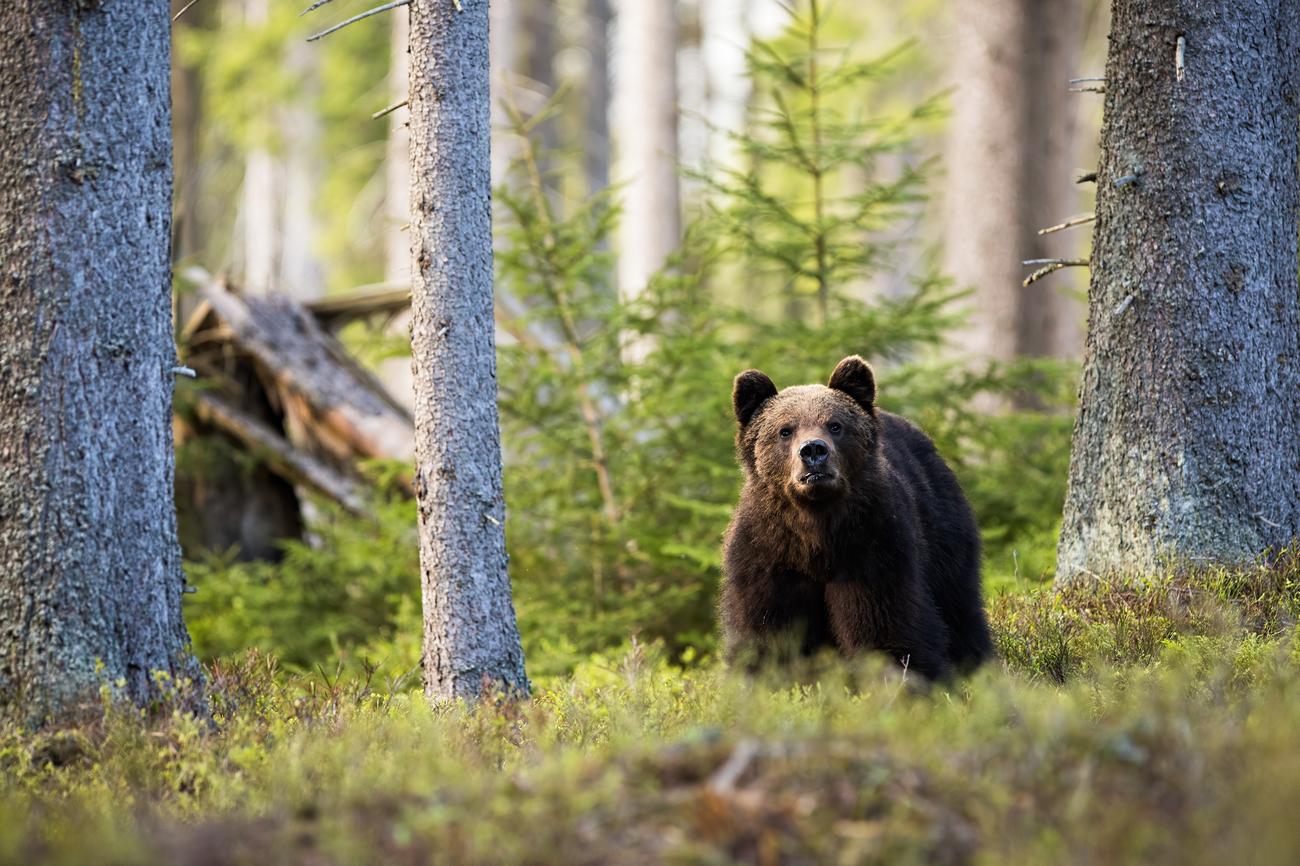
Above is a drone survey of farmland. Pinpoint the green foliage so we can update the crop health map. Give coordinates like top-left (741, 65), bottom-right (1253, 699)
top-left (174, 2), bottom-right (388, 290)
top-left (12, 559), bottom-right (1300, 864)
top-left (185, 488), bottom-right (421, 677)
top-left (491, 3), bottom-right (1071, 674)
top-left (180, 1), bottom-right (1072, 680)
top-left (989, 545), bottom-right (1300, 682)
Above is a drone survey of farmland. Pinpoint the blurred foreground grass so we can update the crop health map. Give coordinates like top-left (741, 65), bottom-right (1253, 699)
top-left (5, 550), bottom-right (1300, 865)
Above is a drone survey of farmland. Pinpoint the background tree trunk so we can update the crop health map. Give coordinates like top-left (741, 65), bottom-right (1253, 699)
top-left (278, 40), bottom-right (325, 300)
top-left (489, 0), bottom-right (519, 186)
top-left (171, 0), bottom-right (210, 266)
top-left (237, 0), bottom-right (278, 294)
top-left (613, 0), bottom-right (681, 316)
top-left (235, 0), bottom-right (324, 299)
top-left (380, 6), bottom-right (416, 412)
top-left (1056, 0), bottom-right (1300, 581)
top-left (944, 0), bottom-right (1084, 362)
top-left (408, 0), bottom-right (529, 700)
top-left (0, 0), bottom-right (200, 726)
top-left (583, 0), bottom-right (611, 198)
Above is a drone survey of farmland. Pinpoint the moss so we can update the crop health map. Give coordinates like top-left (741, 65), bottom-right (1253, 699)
top-left (7, 558), bottom-right (1300, 864)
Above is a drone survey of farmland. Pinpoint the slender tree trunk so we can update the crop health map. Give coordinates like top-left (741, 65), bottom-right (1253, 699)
top-left (0, 0), bottom-right (200, 727)
top-left (408, 0), bottom-right (529, 700)
top-left (944, 0), bottom-right (1084, 362)
top-left (613, 0), bottom-right (681, 312)
top-left (490, 0), bottom-right (518, 186)
top-left (278, 40), bottom-right (325, 299)
top-left (238, 0), bottom-right (277, 294)
top-left (700, 0), bottom-right (751, 169)
top-left (386, 9), bottom-right (412, 285)
top-left (583, 0), bottom-right (611, 197)
top-left (521, 0), bottom-right (557, 154)
top-left (171, 0), bottom-right (209, 266)
top-left (236, 0), bottom-right (323, 299)
top-left (380, 6), bottom-right (416, 412)
top-left (1056, 0), bottom-right (1300, 582)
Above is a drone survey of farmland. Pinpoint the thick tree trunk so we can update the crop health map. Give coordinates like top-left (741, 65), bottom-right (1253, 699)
top-left (0, 0), bottom-right (200, 726)
top-left (613, 0), bottom-right (681, 308)
top-left (408, 0), bottom-right (529, 700)
top-left (944, 0), bottom-right (1084, 361)
top-left (1056, 0), bottom-right (1300, 581)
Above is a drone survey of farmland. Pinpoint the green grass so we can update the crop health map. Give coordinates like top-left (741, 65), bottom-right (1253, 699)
top-left (5, 551), bottom-right (1300, 865)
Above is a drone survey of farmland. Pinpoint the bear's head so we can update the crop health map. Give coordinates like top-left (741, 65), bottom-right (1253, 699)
top-left (732, 355), bottom-right (879, 505)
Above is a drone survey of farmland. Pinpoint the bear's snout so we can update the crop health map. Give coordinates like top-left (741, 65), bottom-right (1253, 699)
top-left (798, 438), bottom-right (830, 470)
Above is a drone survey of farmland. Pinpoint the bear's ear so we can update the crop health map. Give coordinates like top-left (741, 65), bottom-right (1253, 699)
top-left (733, 369), bottom-right (778, 426)
top-left (828, 355), bottom-right (876, 412)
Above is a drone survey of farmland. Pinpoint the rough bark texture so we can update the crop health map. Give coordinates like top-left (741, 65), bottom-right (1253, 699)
top-left (198, 279), bottom-right (415, 463)
top-left (0, 0), bottom-right (200, 726)
top-left (944, 0), bottom-right (1084, 361)
top-left (1056, 0), bottom-right (1300, 581)
top-left (613, 0), bottom-right (681, 308)
top-left (408, 0), bottom-right (529, 700)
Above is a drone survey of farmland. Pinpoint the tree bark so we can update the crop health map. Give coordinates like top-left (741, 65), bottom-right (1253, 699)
top-left (944, 0), bottom-right (1084, 362)
top-left (0, 0), bottom-right (200, 726)
top-left (1056, 0), bottom-right (1300, 581)
top-left (613, 0), bottom-right (681, 311)
top-left (408, 0), bottom-right (529, 700)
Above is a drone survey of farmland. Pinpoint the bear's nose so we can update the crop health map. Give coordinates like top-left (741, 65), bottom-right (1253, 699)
top-left (799, 438), bottom-right (829, 467)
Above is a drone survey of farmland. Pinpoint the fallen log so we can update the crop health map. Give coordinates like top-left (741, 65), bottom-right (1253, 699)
top-left (191, 391), bottom-right (369, 516)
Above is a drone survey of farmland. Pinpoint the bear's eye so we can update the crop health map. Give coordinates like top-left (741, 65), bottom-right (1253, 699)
top-left (779, 427), bottom-right (794, 439)
top-left (827, 422), bottom-right (843, 435)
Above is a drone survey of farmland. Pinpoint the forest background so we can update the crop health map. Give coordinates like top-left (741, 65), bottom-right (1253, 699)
top-left (175, 0), bottom-right (1106, 682)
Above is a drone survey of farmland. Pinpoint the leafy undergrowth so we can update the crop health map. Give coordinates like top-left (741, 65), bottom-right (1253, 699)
top-left (6, 553), bottom-right (1300, 865)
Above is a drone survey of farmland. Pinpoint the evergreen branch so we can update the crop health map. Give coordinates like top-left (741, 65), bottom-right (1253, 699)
top-left (306, 0), bottom-right (410, 42)
top-left (500, 97), bottom-right (621, 529)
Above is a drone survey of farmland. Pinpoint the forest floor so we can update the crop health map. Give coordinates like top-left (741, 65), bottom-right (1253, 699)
top-left (5, 553), bottom-right (1300, 865)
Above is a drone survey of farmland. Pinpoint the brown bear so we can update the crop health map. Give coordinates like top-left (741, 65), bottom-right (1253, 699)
top-left (719, 355), bottom-right (992, 680)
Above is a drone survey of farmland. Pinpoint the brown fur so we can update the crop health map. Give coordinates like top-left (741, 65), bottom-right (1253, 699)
top-left (720, 356), bottom-right (992, 679)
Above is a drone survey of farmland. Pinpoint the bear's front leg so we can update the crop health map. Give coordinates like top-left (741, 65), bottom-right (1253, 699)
top-left (720, 567), bottom-right (830, 667)
top-left (824, 578), bottom-right (952, 681)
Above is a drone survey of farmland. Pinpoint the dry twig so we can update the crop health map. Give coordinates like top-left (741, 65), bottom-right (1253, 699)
top-left (307, 0), bottom-right (411, 42)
